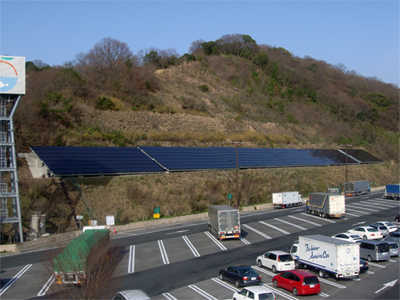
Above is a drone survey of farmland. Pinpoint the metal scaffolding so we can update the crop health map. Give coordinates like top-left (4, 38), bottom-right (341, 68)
top-left (0, 94), bottom-right (23, 243)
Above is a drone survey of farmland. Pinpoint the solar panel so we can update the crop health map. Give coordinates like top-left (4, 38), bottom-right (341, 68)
top-left (339, 149), bottom-right (383, 164)
top-left (211, 147), bottom-right (288, 168)
top-left (139, 146), bottom-right (235, 171)
top-left (30, 146), bottom-right (165, 176)
top-left (265, 148), bottom-right (328, 166)
top-left (306, 149), bottom-right (358, 165)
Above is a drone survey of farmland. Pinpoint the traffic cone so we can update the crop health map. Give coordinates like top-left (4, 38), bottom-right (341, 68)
top-left (113, 228), bottom-right (116, 234)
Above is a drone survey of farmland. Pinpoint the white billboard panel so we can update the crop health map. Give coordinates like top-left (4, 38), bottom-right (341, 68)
top-left (0, 56), bottom-right (26, 95)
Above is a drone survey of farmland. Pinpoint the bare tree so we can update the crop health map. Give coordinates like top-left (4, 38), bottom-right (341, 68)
top-left (188, 39), bottom-right (205, 54)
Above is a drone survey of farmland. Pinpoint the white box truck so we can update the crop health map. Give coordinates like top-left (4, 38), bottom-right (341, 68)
top-left (208, 205), bottom-right (240, 240)
top-left (272, 191), bottom-right (303, 208)
top-left (306, 193), bottom-right (345, 218)
top-left (289, 235), bottom-right (360, 279)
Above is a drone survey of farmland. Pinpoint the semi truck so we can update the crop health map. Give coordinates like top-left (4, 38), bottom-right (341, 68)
top-left (53, 226), bottom-right (110, 285)
top-left (306, 193), bottom-right (345, 218)
top-left (208, 205), bottom-right (240, 240)
top-left (289, 235), bottom-right (360, 279)
top-left (272, 191), bottom-right (303, 208)
top-left (383, 184), bottom-right (400, 200)
top-left (344, 180), bottom-right (370, 196)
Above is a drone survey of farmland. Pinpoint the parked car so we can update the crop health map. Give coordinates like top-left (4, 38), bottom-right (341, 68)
top-left (256, 250), bottom-right (295, 273)
top-left (387, 241), bottom-right (399, 257)
top-left (219, 266), bottom-right (262, 288)
top-left (395, 215), bottom-right (399, 223)
top-left (385, 231), bottom-right (400, 244)
top-left (359, 258), bottom-right (369, 273)
top-left (369, 224), bottom-right (389, 237)
top-left (331, 232), bottom-right (362, 243)
top-left (347, 226), bottom-right (383, 240)
top-left (272, 270), bottom-right (321, 296)
top-left (112, 290), bottom-right (150, 300)
top-left (357, 240), bottom-right (390, 261)
top-left (232, 286), bottom-right (275, 300)
top-left (373, 221), bottom-right (398, 233)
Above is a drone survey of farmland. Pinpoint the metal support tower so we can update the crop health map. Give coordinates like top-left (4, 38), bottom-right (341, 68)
top-left (0, 94), bottom-right (23, 243)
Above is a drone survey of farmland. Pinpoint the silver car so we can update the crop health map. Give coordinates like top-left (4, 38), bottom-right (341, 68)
top-left (387, 241), bottom-right (399, 257)
top-left (386, 231), bottom-right (400, 244)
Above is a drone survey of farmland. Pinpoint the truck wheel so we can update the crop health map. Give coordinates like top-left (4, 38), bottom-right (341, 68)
top-left (257, 260), bottom-right (263, 267)
top-left (272, 265), bottom-right (277, 273)
top-left (273, 279), bottom-right (278, 287)
top-left (235, 280), bottom-right (240, 288)
top-left (293, 288), bottom-right (298, 296)
top-left (319, 270), bottom-right (326, 278)
top-left (368, 255), bottom-right (373, 262)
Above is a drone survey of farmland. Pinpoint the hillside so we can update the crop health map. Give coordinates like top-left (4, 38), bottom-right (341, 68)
top-left (4, 35), bottom-right (399, 240)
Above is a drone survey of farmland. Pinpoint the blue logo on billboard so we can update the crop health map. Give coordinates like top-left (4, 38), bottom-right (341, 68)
top-left (0, 57), bottom-right (18, 92)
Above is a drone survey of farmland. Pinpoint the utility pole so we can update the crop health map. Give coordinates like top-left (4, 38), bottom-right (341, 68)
top-left (231, 141), bottom-right (243, 209)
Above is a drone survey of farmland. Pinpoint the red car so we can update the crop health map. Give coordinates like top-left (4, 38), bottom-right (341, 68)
top-left (272, 270), bottom-right (321, 296)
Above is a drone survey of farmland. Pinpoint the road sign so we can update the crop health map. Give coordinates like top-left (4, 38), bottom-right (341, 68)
top-left (227, 194), bottom-right (233, 200)
top-left (76, 215), bottom-right (83, 220)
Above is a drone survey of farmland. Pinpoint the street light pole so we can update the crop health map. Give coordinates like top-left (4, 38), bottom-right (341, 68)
top-left (231, 140), bottom-right (243, 208)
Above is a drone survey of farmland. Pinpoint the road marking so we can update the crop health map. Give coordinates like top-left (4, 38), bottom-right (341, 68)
top-left (242, 224), bottom-right (271, 239)
top-left (204, 231), bottom-right (227, 250)
top-left (371, 198), bottom-right (400, 204)
top-left (366, 270), bottom-right (375, 274)
top-left (288, 215), bottom-right (322, 226)
top-left (319, 292), bottom-right (330, 297)
top-left (259, 221), bottom-right (290, 234)
top-left (300, 213), bottom-right (336, 223)
top-left (346, 204), bottom-right (376, 212)
top-left (262, 283), bottom-right (299, 300)
top-left (182, 235), bottom-right (200, 257)
top-left (375, 279), bottom-right (398, 294)
top-left (252, 265), bottom-right (275, 277)
top-left (37, 274), bottom-right (55, 296)
top-left (274, 218), bottom-right (307, 230)
top-left (158, 240), bottom-right (170, 264)
top-left (166, 229), bottom-right (189, 235)
top-left (162, 292), bottom-right (178, 300)
top-left (318, 278), bottom-right (346, 289)
top-left (345, 212), bottom-right (361, 217)
top-left (128, 245), bottom-right (135, 273)
top-left (0, 264), bottom-right (32, 296)
top-left (364, 201), bottom-right (394, 208)
top-left (367, 262), bottom-right (386, 268)
top-left (189, 284), bottom-right (218, 300)
top-left (211, 277), bottom-right (239, 292)
top-left (239, 236), bottom-right (251, 244)
top-left (346, 208), bottom-right (369, 215)
top-left (352, 221), bottom-right (366, 226)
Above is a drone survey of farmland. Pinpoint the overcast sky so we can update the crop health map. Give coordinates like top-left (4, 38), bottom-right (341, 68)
top-left (1, 0), bottom-right (399, 86)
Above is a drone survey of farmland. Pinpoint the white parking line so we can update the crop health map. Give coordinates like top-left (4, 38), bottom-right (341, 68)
top-left (211, 277), bottom-right (239, 293)
top-left (274, 218), bottom-right (307, 231)
top-left (252, 265), bottom-right (275, 277)
top-left (288, 215), bottom-right (322, 226)
top-left (345, 212), bottom-right (361, 217)
top-left (371, 198), bottom-right (400, 204)
top-left (318, 277), bottom-right (346, 289)
top-left (0, 264), bottom-right (32, 296)
top-left (259, 221), bottom-right (290, 235)
top-left (262, 283), bottom-right (299, 300)
top-left (242, 224), bottom-right (271, 239)
top-left (346, 204), bottom-right (376, 212)
top-left (239, 236), bottom-right (251, 245)
top-left (363, 201), bottom-right (394, 208)
top-left (158, 240), bottom-right (170, 264)
top-left (37, 274), bottom-right (55, 297)
top-left (346, 208), bottom-right (370, 214)
top-left (182, 236), bottom-right (200, 257)
top-left (319, 292), bottom-right (330, 297)
top-left (189, 284), bottom-right (218, 300)
top-left (204, 231), bottom-right (227, 250)
top-left (367, 262), bottom-right (386, 268)
top-left (128, 245), bottom-right (135, 273)
top-left (300, 213), bottom-right (336, 223)
top-left (162, 292), bottom-right (178, 300)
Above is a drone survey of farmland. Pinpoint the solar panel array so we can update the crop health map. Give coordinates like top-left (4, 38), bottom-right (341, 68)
top-left (30, 146), bottom-right (383, 177)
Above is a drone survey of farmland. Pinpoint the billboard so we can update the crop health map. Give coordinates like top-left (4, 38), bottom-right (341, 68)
top-left (0, 56), bottom-right (26, 95)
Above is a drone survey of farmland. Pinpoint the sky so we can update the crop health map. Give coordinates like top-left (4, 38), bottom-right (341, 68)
top-left (1, 0), bottom-right (399, 86)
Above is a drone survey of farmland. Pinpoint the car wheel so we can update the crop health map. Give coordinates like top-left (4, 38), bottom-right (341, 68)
top-left (293, 288), bottom-right (298, 296)
top-left (273, 279), bottom-right (278, 288)
top-left (235, 280), bottom-right (240, 288)
top-left (368, 255), bottom-right (373, 262)
top-left (257, 260), bottom-right (262, 267)
top-left (219, 273), bottom-right (224, 281)
top-left (363, 235), bottom-right (368, 240)
top-left (272, 265), bottom-right (277, 273)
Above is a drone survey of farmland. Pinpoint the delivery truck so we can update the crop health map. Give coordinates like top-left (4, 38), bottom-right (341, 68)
top-left (53, 226), bottom-right (110, 285)
top-left (383, 184), bottom-right (400, 200)
top-left (272, 191), bottom-right (303, 208)
top-left (208, 205), bottom-right (240, 240)
top-left (306, 193), bottom-right (345, 218)
top-left (289, 235), bottom-right (360, 279)
top-left (344, 180), bottom-right (370, 196)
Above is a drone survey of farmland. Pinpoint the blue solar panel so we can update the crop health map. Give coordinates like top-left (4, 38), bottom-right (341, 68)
top-left (339, 149), bottom-right (383, 164)
top-left (265, 148), bottom-right (328, 166)
top-left (306, 149), bottom-right (358, 165)
top-left (139, 146), bottom-right (235, 171)
top-left (211, 147), bottom-right (288, 168)
top-left (30, 146), bottom-right (165, 176)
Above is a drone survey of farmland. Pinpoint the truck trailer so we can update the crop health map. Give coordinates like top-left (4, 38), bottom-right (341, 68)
top-left (53, 226), bottom-right (110, 285)
top-left (289, 235), bottom-right (360, 279)
top-left (344, 180), bottom-right (370, 196)
top-left (383, 184), bottom-right (400, 200)
top-left (306, 193), bottom-right (345, 218)
top-left (272, 191), bottom-right (303, 208)
top-left (208, 205), bottom-right (240, 240)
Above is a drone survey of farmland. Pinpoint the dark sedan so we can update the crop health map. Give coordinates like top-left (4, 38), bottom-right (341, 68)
top-left (360, 258), bottom-right (369, 273)
top-left (219, 266), bottom-right (261, 288)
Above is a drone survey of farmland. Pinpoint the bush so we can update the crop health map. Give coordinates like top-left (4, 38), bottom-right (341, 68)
top-left (96, 97), bottom-right (115, 110)
top-left (199, 85), bottom-right (209, 92)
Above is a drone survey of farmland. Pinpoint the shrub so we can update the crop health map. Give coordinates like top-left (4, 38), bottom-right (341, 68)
top-left (199, 85), bottom-right (209, 92)
top-left (287, 113), bottom-right (299, 124)
top-left (96, 97), bottom-right (115, 110)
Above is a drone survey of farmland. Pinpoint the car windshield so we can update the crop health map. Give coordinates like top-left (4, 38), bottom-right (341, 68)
top-left (389, 243), bottom-right (398, 249)
top-left (241, 268), bottom-right (257, 276)
top-left (386, 223), bottom-right (395, 227)
top-left (350, 235), bottom-right (361, 239)
top-left (378, 226), bottom-right (387, 230)
top-left (377, 244), bottom-right (389, 253)
top-left (303, 276), bottom-right (319, 285)
top-left (279, 254), bottom-right (293, 262)
top-left (367, 228), bottom-right (378, 232)
top-left (259, 293), bottom-right (275, 300)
